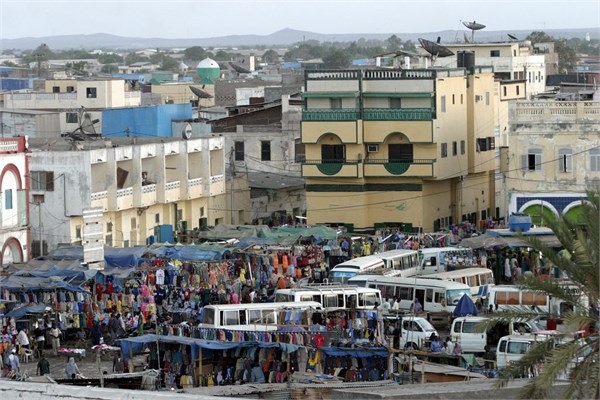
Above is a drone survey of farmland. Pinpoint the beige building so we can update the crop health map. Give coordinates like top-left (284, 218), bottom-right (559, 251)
top-left (152, 82), bottom-right (215, 107)
top-left (301, 67), bottom-right (497, 232)
top-left (28, 136), bottom-right (226, 254)
top-left (503, 100), bottom-right (600, 225)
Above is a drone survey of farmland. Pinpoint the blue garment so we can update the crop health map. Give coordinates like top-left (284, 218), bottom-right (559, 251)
top-left (430, 340), bottom-right (442, 353)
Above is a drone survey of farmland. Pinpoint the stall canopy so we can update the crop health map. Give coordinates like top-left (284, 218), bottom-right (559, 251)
top-left (120, 334), bottom-right (302, 361)
top-left (0, 275), bottom-right (90, 293)
top-left (5, 304), bottom-right (50, 319)
top-left (316, 346), bottom-right (388, 358)
top-left (460, 232), bottom-right (562, 250)
top-left (12, 265), bottom-right (96, 281)
top-left (452, 294), bottom-right (478, 317)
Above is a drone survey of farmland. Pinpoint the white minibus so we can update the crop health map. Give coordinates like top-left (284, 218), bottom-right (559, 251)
top-left (423, 267), bottom-right (495, 298)
top-left (274, 284), bottom-right (382, 311)
top-left (199, 301), bottom-right (323, 331)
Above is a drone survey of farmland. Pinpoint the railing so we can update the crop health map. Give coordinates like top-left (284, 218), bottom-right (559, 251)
top-left (0, 140), bottom-right (20, 152)
top-left (10, 93), bottom-right (32, 100)
top-left (306, 70), bottom-right (360, 80)
top-left (188, 177), bottom-right (202, 186)
top-left (36, 93), bottom-right (56, 100)
top-left (210, 174), bottom-right (224, 183)
top-left (363, 108), bottom-right (434, 121)
top-left (57, 93), bottom-right (77, 100)
top-left (116, 187), bottom-right (133, 198)
top-left (512, 101), bottom-right (600, 122)
top-left (165, 181), bottom-right (180, 190)
top-left (363, 159), bottom-right (435, 176)
top-left (124, 91), bottom-right (141, 98)
top-left (91, 191), bottom-right (108, 201)
top-left (303, 159), bottom-right (361, 164)
top-left (303, 159), bottom-right (360, 176)
top-left (141, 184), bottom-right (156, 193)
top-left (303, 109), bottom-right (360, 121)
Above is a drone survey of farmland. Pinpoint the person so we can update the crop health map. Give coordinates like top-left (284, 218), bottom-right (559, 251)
top-left (250, 361), bottom-right (266, 383)
top-left (412, 298), bottom-right (423, 314)
top-left (37, 354), bottom-right (50, 376)
top-left (49, 324), bottom-right (61, 356)
top-left (430, 336), bottom-right (442, 353)
top-left (91, 322), bottom-right (102, 346)
top-left (113, 353), bottom-right (125, 373)
top-left (483, 345), bottom-right (496, 369)
top-left (34, 325), bottom-right (45, 358)
top-left (444, 337), bottom-right (455, 355)
top-left (8, 349), bottom-right (20, 372)
top-left (453, 341), bottom-right (463, 355)
top-left (16, 329), bottom-right (30, 351)
top-left (504, 255), bottom-right (512, 283)
top-left (65, 357), bottom-right (81, 379)
top-left (75, 328), bottom-right (86, 349)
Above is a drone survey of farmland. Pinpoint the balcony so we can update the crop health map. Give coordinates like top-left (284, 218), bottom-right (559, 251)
top-left (362, 108), bottom-right (434, 121)
top-left (140, 183), bottom-right (157, 207)
top-left (209, 174), bottom-right (225, 196)
top-left (165, 180), bottom-right (181, 202)
top-left (187, 177), bottom-right (203, 199)
top-left (116, 187), bottom-right (134, 210)
top-left (90, 190), bottom-right (108, 211)
top-left (363, 159), bottom-right (435, 178)
top-left (302, 109), bottom-right (360, 121)
top-left (302, 160), bottom-right (360, 178)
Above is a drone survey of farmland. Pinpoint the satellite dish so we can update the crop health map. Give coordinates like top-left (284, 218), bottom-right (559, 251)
top-left (464, 33), bottom-right (471, 44)
top-left (418, 38), bottom-right (454, 65)
top-left (229, 62), bottom-right (251, 74)
top-left (182, 123), bottom-right (192, 140)
top-left (508, 33), bottom-right (519, 41)
top-left (189, 86), bottom-right (213, 99)
top-left (462, 20), bottom-right (486, 42)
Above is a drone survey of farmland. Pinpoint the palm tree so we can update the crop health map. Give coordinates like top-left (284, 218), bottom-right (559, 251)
top-left (491, 188), bottom-right (599, 398)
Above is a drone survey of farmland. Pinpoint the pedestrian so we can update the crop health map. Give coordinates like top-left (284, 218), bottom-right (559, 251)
top-left (430, 336), bottom-right (442, 353)
top-left (65, 357), bottom-right (81, 379)
top-left (16, 329), bottom-right (30, 352)
top-left (504, 255), bottom-right (512, 283)
top-left (37, 354), bottom-right (50, 376)
top-left (444, 337), bottom-right (455, 355)
top-left (49, 324), bottom-right (61, 357)
top-left (411, 298), bottom-right (423, 313)
top-left (453, 340), bottom-right (463, 355)
top-left (34, 324), bottom-right (46, 358)
top-left (8, 348), bottom-right (20, 372)
top-left (113, 353), bottom-right (125, 373)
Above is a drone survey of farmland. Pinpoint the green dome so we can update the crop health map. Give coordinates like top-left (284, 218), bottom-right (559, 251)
top-left (196, 57), bottom-right (220, 84)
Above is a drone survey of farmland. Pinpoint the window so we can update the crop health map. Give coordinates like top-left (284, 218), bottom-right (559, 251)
top-left (52, 86), bottom-right (60, 93)
top-left (490, 50), bottom-right (500, 57)
top-left (398, 287), bottom-right (413, 300)
top-left (476, 138), bottom-right (488, 152)
top-left (507, 341), bottom-right (530, 355)
top-left (441, 143), bottom-right (448, 158)
top-left (321, 144), bottom-right (345, 163)
top-left (440, 96), bottom-right (446, 112)
top-left (460, 140), bottom-right (465, 155)
top-left (4, 189), bottom-right (12, 209)
top-left (522, 148), bottom-right (542, 171)
top-left (66, 112), bottom-right (78, 124)
top-left (503, 87), bottom-right (507, 96)
top-left (460, 94), bottom-right (463, 104)
top-left (485, 92), bottom-right (490, 106)
top-left (390, 97), bottom-right (402, 108)
top-left (248, 310), bottom-right (261, 324)
top-left (330, 98), bottom-right (342, 109)
top-left (86, 87), bottom-right (97, 98)
top-left (452, 94), bottom-right (455, 105)
top-left (131, 217), bottom-right (136, 230)
top-left (76, 225), bottom-right (81, 239)
top-left (488, 137), bottom-right (495, 150)
top-left (31, 171), bottom-right (54, 191)
top-left (155, 213), bottom-right (160, 224)
top-left (234, 141), bottom-right (245, 161)
top-left (66, 86), bottom-right (75, 93)
top-left (223, 310), bottom-right (239, 326)
top-left (389, 144), bottom-right (413, 162)
top-left (557, 148), bottom-right (573, 173)
top-left (591, 148), bottom-right (600, 172)
top-left (261, 141), bottom-right (271, 161)
top-left (452, 141), bottom-right (457, 156)
top-left (516, 86), bottom-right (520, 96)
top-left (294, 138), bottom-right (305, 163)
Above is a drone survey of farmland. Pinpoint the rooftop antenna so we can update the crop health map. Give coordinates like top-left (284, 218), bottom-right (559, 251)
top-left (464, 33), bottom-right (471, 44)
top-left (462, 20), bottom-right (486, 42)
top-left (507, 33), bottom-right (519, 42)
top-left (229, 61), bottom-right (251, 74)
top-left (418, 37), bottom-right (454, 66)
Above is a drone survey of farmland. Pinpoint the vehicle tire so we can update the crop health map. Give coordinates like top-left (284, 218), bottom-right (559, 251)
top-left (405, 342), bottom-right (419, 350)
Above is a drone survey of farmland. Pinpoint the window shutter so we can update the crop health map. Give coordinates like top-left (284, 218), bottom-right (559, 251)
top-left (521, 155), bottom-right (528, 171)
top-left (535, 154), bottom-right (542, 171)
top-left (46, 171), bottom-right (54, 191)
top-left (17, 190), bottom-right (27, 226)
top-left (117, 167), bottom-right (129, 189)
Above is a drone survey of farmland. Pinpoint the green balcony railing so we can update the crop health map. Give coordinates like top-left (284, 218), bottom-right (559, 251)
top-left (364, 159), bottom-right (435, 175)
top-left (303, 109), bottom-right (360, 121)
top-left (362, 108), bottom-right (434, 121)
top-left (303, 159), bottom-right (360, 175)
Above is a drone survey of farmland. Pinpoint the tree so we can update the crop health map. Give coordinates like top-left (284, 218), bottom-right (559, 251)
top-left (386, 35), bottom-right (403, 52)
top-left (322, 48), bottom-right (350, 69)
top-left (184, 46), bottom-right (206, 61)
top-left (101, 64), bottom-right (119, 74)
top-left (124, 52), bottom-right (149, 65)
top-left (160, 55), bottom-right (179, 71)
top-left (491, 188), bottom-right (599, 399)
top-left (262, 49), bottom-right (279, 64)
top-left (526, 31), bottom-right (578, 73)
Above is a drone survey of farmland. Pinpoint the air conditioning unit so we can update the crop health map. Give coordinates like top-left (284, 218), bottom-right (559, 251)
top-left (367, 144), bottom-right (379, 153)
top-left (475, 95), bottom-right (483, 102)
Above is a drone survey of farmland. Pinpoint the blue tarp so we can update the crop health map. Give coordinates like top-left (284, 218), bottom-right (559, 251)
top-left (316, 346), bottom-right (388, 358)
top-left (13, 265), bottom-right (96, 281)
top-left (104, 246), bottom-right (147, 267)
top-left (452, 293), bottom-right (478, 317)
top-left (5, 304), bottom-right (49, 319)
top-left (119, 334), bottom-right (302, 361)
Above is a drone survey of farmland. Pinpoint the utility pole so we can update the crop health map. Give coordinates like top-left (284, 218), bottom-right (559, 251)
top-left (36, 201), bottom-right (43, 257)
top-left (230, 147), bottom-right (236, 225)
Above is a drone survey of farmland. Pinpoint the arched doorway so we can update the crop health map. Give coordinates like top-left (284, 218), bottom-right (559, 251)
top-left (2, 238), bottom-right (23, 266)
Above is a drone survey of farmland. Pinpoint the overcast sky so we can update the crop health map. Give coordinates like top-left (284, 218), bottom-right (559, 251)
top-left (1, 0), bottom-right (598, 39)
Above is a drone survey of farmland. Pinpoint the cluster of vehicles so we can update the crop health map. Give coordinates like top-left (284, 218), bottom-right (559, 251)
top-left (197, 246), bottom-right (587, 373)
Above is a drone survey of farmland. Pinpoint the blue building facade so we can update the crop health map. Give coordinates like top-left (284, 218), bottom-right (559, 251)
top-left (102, 104), bottom-right (192, 138)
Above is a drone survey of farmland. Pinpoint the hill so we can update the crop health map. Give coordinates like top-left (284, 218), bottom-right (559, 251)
top-left (1, 27), bottom-right (596, 50)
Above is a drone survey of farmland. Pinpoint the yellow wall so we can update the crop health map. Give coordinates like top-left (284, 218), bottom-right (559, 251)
top-left (152, 84), bottom-right (215, 107)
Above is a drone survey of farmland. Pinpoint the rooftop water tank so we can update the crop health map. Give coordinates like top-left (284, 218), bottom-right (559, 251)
top-left (508, 213), bottom-right (532, 232)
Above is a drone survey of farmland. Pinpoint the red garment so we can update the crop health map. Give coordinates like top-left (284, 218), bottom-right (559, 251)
top-left (105, 282), bottom-right (114, 295)
top-left (95, 283), bottom-right (103, 300)
top-left (313, 333), bottom-right (325, 347)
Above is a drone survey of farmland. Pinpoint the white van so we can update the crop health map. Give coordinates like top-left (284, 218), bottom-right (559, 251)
top-left (450, 316), bottom-right (543, 354)
top-left (329, 256), bottom-right (384, 284)
top-left (398, 316), bottom-right (439, 350)
top-left (496, 334), bottom-right (539, 369)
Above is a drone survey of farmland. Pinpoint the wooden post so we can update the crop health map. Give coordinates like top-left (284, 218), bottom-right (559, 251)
top-left (421, 361), bottom-right (425, 384)
top-left (97, 350), bottom-right (104, 388)
top-left (198, 346), bottom-right (203, 383)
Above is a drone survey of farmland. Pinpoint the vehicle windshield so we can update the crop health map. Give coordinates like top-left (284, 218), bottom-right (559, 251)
top-left (330, 270), bottom-right (357, 284)
top-left (446, 289), bottom-right (472, 305)
top-left (417, 319), bottom-right (436, 332)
